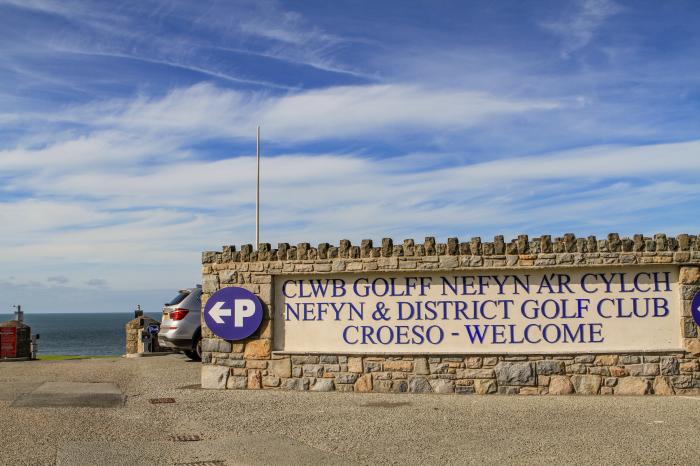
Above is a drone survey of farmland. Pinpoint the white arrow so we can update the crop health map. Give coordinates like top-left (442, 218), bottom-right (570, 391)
top-left (209, 301), bottom-right (231, 324)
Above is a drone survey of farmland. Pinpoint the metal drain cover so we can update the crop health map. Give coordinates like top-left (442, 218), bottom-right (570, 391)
top-left (174, 461), bottom-right (225, 466)
top-left (171, 433), bottom-right (202, 442)
top-left (149, 397), bottom-right (176, 404)
top-left (360, 401), bottom-right (411, 408)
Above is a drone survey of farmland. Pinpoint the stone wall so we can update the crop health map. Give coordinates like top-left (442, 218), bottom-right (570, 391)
top-left (201, 233), bottom-right (700, 395)
top-left (125, 316), bottom-right (163, 355)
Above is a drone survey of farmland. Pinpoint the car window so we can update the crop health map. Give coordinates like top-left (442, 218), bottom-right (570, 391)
top-left (165, 291), bottom-right (190, 306)
top-left (182, 290), bottom-right (202, 310)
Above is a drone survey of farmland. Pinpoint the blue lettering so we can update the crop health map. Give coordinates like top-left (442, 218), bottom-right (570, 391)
top-left (580, 273), bottom-right (598, 293)
top-left (464, 325), bottom-right (488, 344)
top-left (282, 280), bottom-right (296, 298)
top-left (343, 326), bottom-right (358, 344)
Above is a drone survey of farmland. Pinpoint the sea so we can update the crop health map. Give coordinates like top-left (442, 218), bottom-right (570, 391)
top-left (0, 313), bottom-right (138, 356)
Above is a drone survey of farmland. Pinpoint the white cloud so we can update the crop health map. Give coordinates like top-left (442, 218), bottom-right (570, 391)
top-left (2, 132), bottom-right (699, 291)
top-left (0, 83), bottom-right (561, 154)
top-left (541, 0), bottom-right (622, 57)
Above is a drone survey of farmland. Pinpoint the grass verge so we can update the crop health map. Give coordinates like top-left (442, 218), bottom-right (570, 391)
top-left (37, 354), bottom-right (117, 360)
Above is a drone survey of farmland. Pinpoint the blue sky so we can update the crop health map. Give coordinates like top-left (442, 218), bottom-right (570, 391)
top-left (1, 0), bottom-right (699, 313)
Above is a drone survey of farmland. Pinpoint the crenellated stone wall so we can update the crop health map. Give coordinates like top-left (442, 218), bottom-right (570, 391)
top-left (200, 233), bottom-right (700, 395)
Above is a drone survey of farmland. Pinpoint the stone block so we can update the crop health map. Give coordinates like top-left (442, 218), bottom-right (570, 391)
top-left (571, 374), bottom-right (601, 395)
top-left (660, 357), bottom-right (679, 375)
top-left (609, 366), bottom-right (628, 377)
top-left (456, 368), bottom-right (494, 379)
top-left (291, 355), bottom-right (319, 365)
top-left (262, 376), bottom-right (280, 387)
top-left (483, 357), bottom-right (498, 367)
top-left (281, 378), bottom-right (309, 391)
top-left (430, 363), bottom-right (450, 374)
top-left (589, 367), bottom-right (609, 376)
top-left (465, 357), bottom-right (482, 369)
top-left (364, 360), bottom-right (382, 372)
top-left (473, 379), bottom-right (497, 394)
top-left (258, 320), bottom-right (272, 339)
top-left (548, 376), bottom-right (574, 395)
top-left (535, 360), bottom-right (565, 375)
top-left (226, 376), bottom-right (247, 390)
top-left (685, 339), bottom-right (700, 356)
top-left (246, 360), bottom-right (267, 369)
top-left (201, 365), bottom-right (229, 389)
top-left (247, 370), bottom-right (262, 389)
top-left (413, 357), bottom-right (430, 375)
top-left (319, 355), bottom-right (338, 364)
top-left (354, 374), bottom-right (372, 392)
top-left (429, 379), bottom-right (455, 394)
top-left (268, 358), bottom-right (291, 378)
top-left (671, 375), bottom-right (693, 389)
top-left (653, 376), bottom-right (674, 395)
top-left (499, 386), bottom-right (520, 395)
top-left (202, 275), bottom-right (219, 293)
top-left (495, 362), bottom-right (535, 386)
top-left (303, 364), bottom-right (324, 377)
top-left (439, 256), bottom-right (459, 268)
top-left (628, 363), bottom-right (659, 377)
top-left (383, 360), bottom-right (412, 372)
top-left (594, 355), bottom-right (618, 366)
top-left (219, 269), bottom-right (237, 284)
top-left (348, 357), bottom-right (363, 373)
top-left (392, 380), bottom-right (409, 393)
top-left (334, 373), bottom-right (358, 384)
top-left (456, 385), bottom-right (475, 395)
top-left (519, 387), bottom-right (540, 395)
top-left (615, 377), bottom-right (650, 395)
top-left (680, 361), bottom-right (698, 373)
top-left (619, 355), bottom-right (641, 365)
top-left (374, 380), bottom-right (393, 393)
top-left (202, 338), bottom-right (219, 353)
top-left (408, 377), bottom-right (433, 393)
top-left (243, 339), bottom-right (271, 359)
top-left (680, 267), bottom-right (700, 284)
top-left (311, 379), bottom-right (334, 392)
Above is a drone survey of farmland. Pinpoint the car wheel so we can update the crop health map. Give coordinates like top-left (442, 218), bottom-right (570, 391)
top-left (185, 334), bottom-right (202, 361)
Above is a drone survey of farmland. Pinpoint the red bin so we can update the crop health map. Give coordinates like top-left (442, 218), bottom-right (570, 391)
top-left (0, 327), bottom-right (17, 358)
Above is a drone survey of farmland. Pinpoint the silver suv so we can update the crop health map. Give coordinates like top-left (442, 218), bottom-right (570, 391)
top-left (158, 286), bottom-right (202, 360)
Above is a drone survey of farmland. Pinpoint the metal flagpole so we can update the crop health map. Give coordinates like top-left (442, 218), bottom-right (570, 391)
top-left (256, 126), bottom-right (260, 249)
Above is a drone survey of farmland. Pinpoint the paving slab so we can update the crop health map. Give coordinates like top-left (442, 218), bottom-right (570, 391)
top-left (0, 382), bottom-right (44, 401)
top-left (11, 381), bottom-right (125, 408)
top-left (56, 433), bottom-right (345, 466)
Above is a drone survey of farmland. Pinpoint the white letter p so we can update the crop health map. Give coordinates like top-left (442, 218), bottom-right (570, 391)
top-left (234, 299), bottom-right (256, 327)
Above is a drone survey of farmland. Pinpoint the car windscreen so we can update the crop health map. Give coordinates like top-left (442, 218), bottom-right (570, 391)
top-left (165, 290), bottom-right (190, 306)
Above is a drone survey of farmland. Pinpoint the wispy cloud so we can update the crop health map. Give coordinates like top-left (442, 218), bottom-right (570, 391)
top-left (541, 0), bottom-right (622, 58)
top-left (0, 0), bottom-right (367, 88)
top-left (0, 83), bottom-right (561, 154)
top-left (1, 0), bottom-right (699, 313)
top-left (2, 120), bottom-right (699, 290)
top-left (47, 275), bottom-right (69, 285)
top-left (85, 278), bottom-right (108, 288)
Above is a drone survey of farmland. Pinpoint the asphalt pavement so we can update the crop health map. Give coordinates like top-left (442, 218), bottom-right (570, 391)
top-left (1, 354), bottom-right (698, 465)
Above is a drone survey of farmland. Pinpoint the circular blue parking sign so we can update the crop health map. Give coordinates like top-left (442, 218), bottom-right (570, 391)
top-left (692, 290), bottom-right (700, 328)
top-left (204, 287), bottom-right (263, 340)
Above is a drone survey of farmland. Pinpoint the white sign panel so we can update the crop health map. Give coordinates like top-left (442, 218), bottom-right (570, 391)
top-left (273, 267), bottom-right (682, 354)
